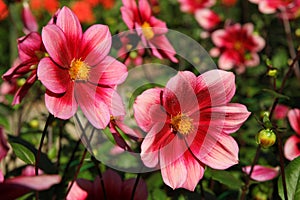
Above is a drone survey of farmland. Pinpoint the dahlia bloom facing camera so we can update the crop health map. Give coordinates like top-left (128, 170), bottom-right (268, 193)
top-left (121, 0), bottom-right (178, 62)
top-left (284, 108), bottom-right (300, 160)
top-left (211, 23), bottom-right (265, 74)
top-left (134, 70), bottom-right (250, 191)
top-left (37, 7), bottom-right (127, 129)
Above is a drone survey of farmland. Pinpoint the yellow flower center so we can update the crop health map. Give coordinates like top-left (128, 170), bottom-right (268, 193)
top-left (234, 41), bottom-right (243, 51)
top-left (69, 59), bottom-right (90, 81)
top-left (171, 113), bottom-right (193, 135)
top-left (142, 22), bottom-right (155, 40)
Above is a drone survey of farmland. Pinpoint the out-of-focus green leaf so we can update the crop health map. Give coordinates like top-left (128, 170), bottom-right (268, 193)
top-left (262, 89), bottom-right (290, 100)
top-left (207, 169), bottom-right (243, 189)
top-left (10, 142), bottom-right (35, 165)
top-left (278, 156), bottom-right (300, 200)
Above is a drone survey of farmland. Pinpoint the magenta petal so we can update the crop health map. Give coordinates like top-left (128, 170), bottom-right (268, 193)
top-left (81, 25), bottom-right (112, 67)
top-left (122, 178), bottom-right (148, 200)
top-left (201, 134), bottom-right (239, 169)
top-left (97, 170), bottom-right (122, 199)
top-left (56, 6), bottom-right (82, 56)
top-left (45, 83), bottom-right (77, 119)
top-left (37, 57), bottom-right (69, 94)
top-left (0, 127), bottom-right (9, 161)
top-left (139, 0), bottom-right (152, 20)
top-left (202, 103), bottom-right (250, 134)
top-left (196, 69), bottom-right (236, 108)
top-left (18, 32), bottom-right (42, 62)
top-left (89, 56), bottom-right (127, 86)
top-left (0, 170), bottom-right (4, 182)
top-left (284, 135), bottom-right (300, 160)
top-left (242, 165), bottom-right (279, 182)
top-left (121, 7), bottom-right (135, 29)
top-left (75, 83), bottom-right (111, 129)
top-left (134, 88), bottom-right (162, 132)
top-left (181, 152), bottom-right (205, 191)
top-left (288, 109), bottom-right (300, 135)
top-left (4, 174), bottom-right (61, 190)
top-left (22, 2), bottom-right (38, 34)
top-left (66, 181), bottom-right (88, 200)
top-left (42, 25), bottom-right (72, 68)
top-left (218, 52), bottom-right (235, 70)
top-left (211, 29), bottom-right (226, 47)
top-left (149, 35), bottom-right (178, 63)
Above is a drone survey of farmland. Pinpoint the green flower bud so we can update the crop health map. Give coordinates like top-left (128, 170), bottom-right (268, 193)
top-left (267, 69), bottom-right (277, 77)
top-left (256, 129), bottom-right (276, 148)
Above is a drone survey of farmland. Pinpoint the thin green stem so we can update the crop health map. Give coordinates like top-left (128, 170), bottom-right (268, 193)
top-left (240, 145), bottom-right (261, 200)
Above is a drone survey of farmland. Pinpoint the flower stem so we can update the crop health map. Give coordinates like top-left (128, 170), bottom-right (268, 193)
top-left (35, 113), bottom-right (54, 199)
top-left (92, 156), bottom-right (107, 200)
top-left (240, 145), bottom-right (261, 200)
top-left (131, 173), bottom-right (141, 200)
top-left (65, 147), bottom-right (88, 197)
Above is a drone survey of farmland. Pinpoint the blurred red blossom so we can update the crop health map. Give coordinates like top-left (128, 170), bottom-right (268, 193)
top-left (284, 108), bottom-right (300, 160)
top-left (67, 169), bottom-right (148, 200)
top-left (211, 23), bottom-right (265, 74)
top-left (22, 2), bottom-right (38, 34)
top-left (134, 70), bottom-right (250, 190)
top-left (29, 0), bottom-right (59, 14)
top-left (273, 104), bottom-right (289, 120)
top-left (121, 0), bottom-right (178, 62)
top-left (71, 1), bottom-right (95, 24)
top-left (242, 165), bottom-right (280, 182)
top-left (0, 0), bottom-right (8, 21)
top-left (178, 0), bottom-right (216, 14)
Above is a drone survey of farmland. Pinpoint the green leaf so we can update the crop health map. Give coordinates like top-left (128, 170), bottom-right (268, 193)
top-left (262, 89), bottom-right (290, 100)
top-left (10, 142), bottom-right (35, 165)
top-left (278, 156), bottom-right (300, 200)
top-left (208, 169), bottom-right (243, 189)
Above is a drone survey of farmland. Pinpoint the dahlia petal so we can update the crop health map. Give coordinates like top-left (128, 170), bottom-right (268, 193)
top-left (195, 9), bottom-right (220, 30)
top-left (98, 170), bottom-right (122, 199)
top-left (22, 2), bottom-right (38, 34)
top-left (42, 25), bottom-right (72, 68)
top-left (195, 69), bottom-right (236, 108)
top-left (243, 23), bottom-right (254, 35)
top-left (180, 152), bottom-right (205, 191)
top-left (75, 83), bottom-right (111, 129)
top-left (120, 7), bottom-right (135, 29)
top-left (148, 35), bottom-right (178, 63)
top-left (201, 134), bottom-right (239, 169)
top-left (89, 56), bottom-right (127, 86)
top-left (288, 109), bottom-right (300, 135)
top-left (163, 71), bottom-right (198, 115)
top-left (18, 32), bottom-right (42, 61)
top-left (122, 178), bottom-right (148, 200)
top-left (218, 52), bottom-right (236, 70)
top-left (252, 35), bottom-right (265, 51)
top-left (244, 53), bottom-right (260, 67)
top-left (66, 181), bottom-right (88, 200)
top-left (139, 0), bottom-right (152, 21)
top-left (211, 29), bottom-right (227, 47)
top-left (37, 57), bottom-right (69, 94)
top-left (12, 72), bottom-right (37, 105)
top-left (259, 1), bottom-right (276, 14)
top-left (274, 104), bottom-right (289, 120)
top-left (56, 6), bottom-right (82, 56)
top-left (284, 135), bottom-right (300, 160)
top-left (134, 88), bottom-right (162, 132)
top-left (0, 170), bottom-right (3, 182)
top-left (242, 165), bottom-right (280, 182)
top-left (201, 103), bottom-right (250, 134)
top-left (81, 25), bottom-right (112, 66)
top-left (149, 18), bottom-right (168, 34)
top-left (45, 83), bottom-right (77, 119)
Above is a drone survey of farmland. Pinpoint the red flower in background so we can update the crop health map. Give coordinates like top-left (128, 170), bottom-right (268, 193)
top-left (38, 7), bottom-right (127, 129)
top-left (284, 109), bottom-right (300, 160)
top-left (29, 0), bottom-right (59, 14)
top-left (178, 0), bottom-right (215, 14)
top-left (67, 169), bottom-right (148, 200)
top-left (71, 1), bottom-right (95, 24)
top-left (134, 70), bottom-right (250, 190)
top-left (211, 23), bottom-right (265, 73)
top-left (121, 0), bottom-right (178, 62)
top-left (0, 0), bottom-right (8, 21)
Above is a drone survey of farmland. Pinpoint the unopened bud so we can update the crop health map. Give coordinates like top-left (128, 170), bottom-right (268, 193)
top-left (267, 69), bottom-right (277, 77)
top-left (256, 129), bottom-right (276, 148)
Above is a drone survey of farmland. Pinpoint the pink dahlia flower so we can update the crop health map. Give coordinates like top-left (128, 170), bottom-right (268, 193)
top-left (284, 108), bottom-right (300, 160)
top-left (273, 104), bottom-right (289, 120)
top-left (195, 8), bottom-right (221, 30)
top-left (37, 7), bottom-right (127, 129)
top-left (22, 2), bottom-right (38, 34)
top-left (2, 32), bottom-right (45, 105)
top-left (242, 165), bottom-right (280, 182)
top-left (211, 23), bottom-right (265, 74)
top-left (121, 0), bottom-right (178, 62)
top-left (178, 0), bottom-right (216, 14)
top-left (134, 70), bottom-right (250, 191)
top-left (67, 169), bottom-right (148, 200)
top-left (249, 0), bottom-right (300, 19)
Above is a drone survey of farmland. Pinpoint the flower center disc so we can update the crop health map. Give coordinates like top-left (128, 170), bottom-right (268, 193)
top-left (171, 114), bottom-right (193, 135)
top-left (142, 22), bottom-right (155, 40)
top-left (69, 59), bottom-right (90, 81)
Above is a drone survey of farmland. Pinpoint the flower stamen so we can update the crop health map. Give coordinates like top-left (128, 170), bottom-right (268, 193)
top-left (142, 22), bottom-right (155, 40)
top-left (171, 113), bottom-right (193, 135)
top-left (69, 58), bottom-right (90, 81)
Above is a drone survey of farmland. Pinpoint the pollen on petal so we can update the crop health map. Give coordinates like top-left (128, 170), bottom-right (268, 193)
top-left (142, 22), bottom-right (155, 40)
top-left (69, 59), bottom-right (90, 81)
